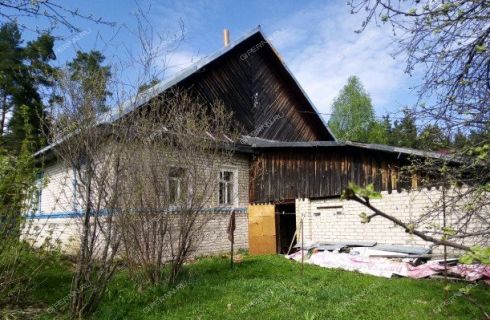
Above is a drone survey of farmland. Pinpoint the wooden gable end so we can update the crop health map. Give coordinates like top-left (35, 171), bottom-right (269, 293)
top-left (177, 32), bottom-right (334, 142)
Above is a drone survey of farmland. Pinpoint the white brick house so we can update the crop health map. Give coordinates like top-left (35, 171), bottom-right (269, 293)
top-left (28, 27), bottom-right (485, 257)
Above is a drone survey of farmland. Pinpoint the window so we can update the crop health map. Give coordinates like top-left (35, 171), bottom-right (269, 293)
top-left (33, 171), bottom-right (44, 213)
top-left (219, 170), bottom-right (235, 205)
top-left (168, 167), bottom-right (186, 205)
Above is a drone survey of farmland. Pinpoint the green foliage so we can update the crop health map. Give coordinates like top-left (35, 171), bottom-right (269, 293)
top-left (0, 244), bottom-right (67, 314)
top-left (475, 44), bottom-right (487, 53)
top-left (342, 182), bottom-right (382, 200)
top-left (407, 8), bottom-right (417, 16)
top-left (417, 124), bottom-right (450, 151)
top-left (0, 22), bottom-right (56, 154)
top-left (0, 105), bottom-right (38, 234)
top-left (388, 108), bottom-right (418, 148)
top-left (137, 77), bottom-right (160, 93)
top-left (328, 76), bottom-right (388, 144)
top-left (459, 246), bottom-right (490, 265)
top-left (67, 50), bottom-right (112, 113)
top-left (359, 212), bottom-right (370, 224)
top-left (0, 105), bottom-right (42, 308)
top-left (441, 227), bottom-right (456, 237)
top-left (467, 144), bottom-right (489, 163)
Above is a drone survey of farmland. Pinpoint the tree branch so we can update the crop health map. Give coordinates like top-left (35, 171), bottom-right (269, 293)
top-left (348, 193), bottom-right (473, 252)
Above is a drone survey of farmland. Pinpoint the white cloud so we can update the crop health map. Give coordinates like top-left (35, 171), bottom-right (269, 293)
top-left (163, 50), bottom-right (203, 79)
top-left (269, 2), bottom-right (411, 115)
top-left (148, 0), bottom-right (415, 116)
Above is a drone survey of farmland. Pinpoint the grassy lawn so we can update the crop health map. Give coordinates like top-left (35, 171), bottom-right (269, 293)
top-left (26, 254), bottom-right (490, 319)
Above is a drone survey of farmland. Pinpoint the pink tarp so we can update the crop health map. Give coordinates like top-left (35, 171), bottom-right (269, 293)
top-left (286, 251), bottom-right (490, 284)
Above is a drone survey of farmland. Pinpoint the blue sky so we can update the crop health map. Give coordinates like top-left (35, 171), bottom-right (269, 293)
top-left (13, 0), bottom-right (422, 120)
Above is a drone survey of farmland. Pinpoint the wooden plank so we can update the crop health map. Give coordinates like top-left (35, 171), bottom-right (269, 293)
top-left (249, 148), bottom-right (415, 202)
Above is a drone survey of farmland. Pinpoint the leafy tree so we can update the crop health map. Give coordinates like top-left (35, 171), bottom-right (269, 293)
top-left (351, 1), bottom-right (488, 135)
top-left (452, 129), bottom-right (468, 150)
top-left (67, 50), bottom-right (112, 113)
top-left (367, 121), bottom-right (389, 144)
top-left (0, 105), bottom-right (40, 307)
top-left (381, 115), bottom-right (392, 136)
top-left (0, 22), bottom-right (56, 154)
top-left (350, 2), bottom-right (490, 299)
top-left (328, 76), bottom-right (387, 143)
top-left (0, 23), bottom-right (22, 140)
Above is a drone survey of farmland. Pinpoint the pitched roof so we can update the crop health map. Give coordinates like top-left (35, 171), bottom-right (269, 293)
top-left (36, 26), bottom-right (335, 157)
top-left (242, 136), bottom-right (458, 161)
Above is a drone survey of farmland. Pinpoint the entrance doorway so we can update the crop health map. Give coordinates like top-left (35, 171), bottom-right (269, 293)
top-left (275, 203), bottom-right (296, 254)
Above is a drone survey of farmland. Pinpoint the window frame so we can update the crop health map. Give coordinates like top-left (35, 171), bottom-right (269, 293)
top-left (218, 166), bottom-right (238, 207)
top-left (33, 171), bottom-right (44, 214)
top-left (167, 166), bottom-right (187, 206)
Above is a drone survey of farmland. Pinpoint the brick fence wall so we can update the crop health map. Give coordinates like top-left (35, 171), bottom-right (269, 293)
top-left (295, 188), bottom-right (487, 253)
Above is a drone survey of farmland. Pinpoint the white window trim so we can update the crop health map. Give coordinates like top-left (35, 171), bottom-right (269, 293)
top-left (218, 166), bottom-right (239, 207)
top-left (167, 166), bottom-right (193, 209)
top-left (34, 171), bottom-right (44, 213)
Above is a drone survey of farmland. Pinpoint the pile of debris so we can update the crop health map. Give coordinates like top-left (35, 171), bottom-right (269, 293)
top-left (286, 241), bottom-right (490, 284)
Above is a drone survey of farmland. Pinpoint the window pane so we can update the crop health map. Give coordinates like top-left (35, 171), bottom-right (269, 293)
top-left (219, 182), bottom-right (225, 204)
top-left (223, 171), bottom-right (232, 182)
top-left (219, 170), bottom-right (235, 205)
top-left (168, 167), bottom-right (186, 205)
top-left (226, 182), bottom-right (233, 204)
top-left (169, 178), bottom-right (178, 204)
top-left (170, 167), bottom-right (185, 178)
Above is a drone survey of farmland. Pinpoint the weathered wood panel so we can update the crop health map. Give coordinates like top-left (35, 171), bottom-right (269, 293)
top-left (176, 32), bottom-right (334, 142)
top-left (250, 147), bottom-right (413, 203)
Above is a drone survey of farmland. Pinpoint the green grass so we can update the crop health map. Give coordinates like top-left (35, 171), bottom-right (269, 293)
top-left (25, 254), bottom-right (490, 319)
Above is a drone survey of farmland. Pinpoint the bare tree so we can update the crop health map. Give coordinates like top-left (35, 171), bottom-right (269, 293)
top-left (48, 62), bottom-right (126, 318)
top-left (117, 90), bottom-right (242, 285)
top-left (44, 5), bottom-right (238, 316)
top-left (350, 0), bottom-right (489, 133)
top-left (0, 0), bottom-right (114, 34)
top-left (346, 0), bottom-right (489, 257)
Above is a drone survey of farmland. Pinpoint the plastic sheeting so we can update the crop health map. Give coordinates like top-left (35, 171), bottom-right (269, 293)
top-left (286, 251), bottom-right (490, 284)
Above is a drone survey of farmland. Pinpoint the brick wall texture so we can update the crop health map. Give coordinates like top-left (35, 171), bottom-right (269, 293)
top-left (295, 188), bottom-right (488, 253)
top-left (26, 154), bottom-right (250, 256)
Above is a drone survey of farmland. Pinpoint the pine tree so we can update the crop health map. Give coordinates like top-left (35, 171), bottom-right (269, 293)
top-left (67, 50), bottom-right (111, 113)
top-left (0, 23), bottom-right (56, 154)
top-left (417, 124), bottom-right (450, 151)
top-left (390, 108), bottom-right (418, 148)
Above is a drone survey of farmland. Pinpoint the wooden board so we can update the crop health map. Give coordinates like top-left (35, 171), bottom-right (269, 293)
top-left (248, 204), bottom-right (276, 255)
top-left (250, 147), bottom-right (412, 202)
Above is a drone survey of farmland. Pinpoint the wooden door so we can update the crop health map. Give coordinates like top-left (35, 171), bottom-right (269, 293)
top-left (248, 204), bottom-right (276, 255)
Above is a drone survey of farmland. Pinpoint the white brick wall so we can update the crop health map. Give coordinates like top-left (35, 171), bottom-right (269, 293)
top-left (197, 211), bottom-right (249, 255)
top-left (26, 153), bottom-right (250, 256)
top-left (296, 188), bottom-right (488, 253)
top-left (40, 162), bottom-right (76, 214)
top-left (23, 218), bottom-right (81, 253)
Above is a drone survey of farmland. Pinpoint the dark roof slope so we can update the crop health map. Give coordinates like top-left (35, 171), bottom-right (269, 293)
top-left (36, 27), bottom-right (335, 156)
top-left (242, 136), bottom-right (457, 161)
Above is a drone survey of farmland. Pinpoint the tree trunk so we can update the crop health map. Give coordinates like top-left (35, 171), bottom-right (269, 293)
top-left (0, 92), bottom-right (8, 138)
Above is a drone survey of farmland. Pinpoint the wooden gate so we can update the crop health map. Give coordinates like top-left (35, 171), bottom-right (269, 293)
top-left (248, 204), bottom-right (276, 255)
